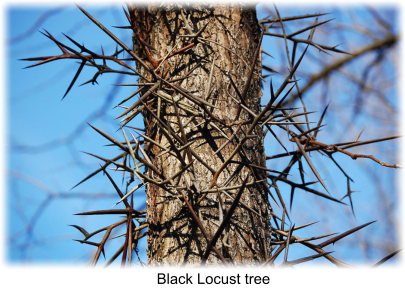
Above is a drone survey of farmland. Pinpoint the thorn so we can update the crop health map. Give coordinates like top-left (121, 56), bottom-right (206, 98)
top-left (355, 128), bottom-right (365, 142)
top-left (62, 59), bottom-right (86, 99)
top-left (69, 225), bottom-right (89, 237)
top-left (318, 221), bottom-right (376, 248)
top-left (371, 249), bottom-right (402, 268)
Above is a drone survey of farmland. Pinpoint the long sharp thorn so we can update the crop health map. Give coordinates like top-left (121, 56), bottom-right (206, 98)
top-left (229, 75), bottom-right (245, 105)
top-left (115, 83), bottom-right (159, 119)
top-left (371, 249), bottom-right (402, 268)
top-left (317, 221), bottom-right (376, 248)
top-left (284, 221), bottom-right (319, 232)
top-left (268, 127), bottom-right (289, 154)
top-left (283, 223), bottom-right (295, 262)
top-left (122, 5), bottom-right (131, 24)
top-left (262, 64), bottom-right (279, 74)
top-left (98, 164), bottom-right (134, 210)
top-left (112, 25), bottom-right (132, 29)
top-left (269, 78), bottom-right (275, 105)
top-left (101, 45), bottom-right (106, 65)
top-left (74, 239), bottom-right (106, 258)
top-left (293, 138), bottom-right (331, 195)
top-left (62, 32), bottom-right (97, 56)
top-left (314, 101), bottom-right (330, 139)
top-left (202, 176), bottom-right (249, 262)
top-left (355, 128), bottom-right (365, 142)
top-left (281, 208), bottom-right (286, 231)
top-left (71, 160), bottom-right (116, 190)
top-left (69, 225), bottom-right (89, 237)
top-left (262, 49), bottom-right (274, 58)
top-left (241, 31), bottom-right (264, 101)
top-left (298, 155), bottom-right (305, 184)
top-left (289, 187), bottom-right (295, 211)
top-left (283, 45), bottom-right (309, 86)
top-left (294, 124), bottom-right (326, 140)
top-left (87, 122), bottom-right (128, 152)
top-left (275, 175), bottom-right (345, 204)
top-left (282, 251), bottom-right (334, 267)
top-left (62, 59), bottom-right (86, 99)
top-left (75, 3), bottom-right (155, 77)
top-left (327, 154), bottom-right (353, 182)
top-left (287, 18), bottom-right (334, 39)
top-left (74, 208), bottom-right (143, 216)
top-left (291, 42), bottom-right (297, 65)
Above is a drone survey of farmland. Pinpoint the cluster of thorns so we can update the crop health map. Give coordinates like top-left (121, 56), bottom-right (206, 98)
top-left (22, 4), bottom-right (401, 267)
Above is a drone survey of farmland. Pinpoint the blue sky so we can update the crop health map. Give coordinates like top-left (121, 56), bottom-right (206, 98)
top-left (4, 2), bottom-right (401, 268)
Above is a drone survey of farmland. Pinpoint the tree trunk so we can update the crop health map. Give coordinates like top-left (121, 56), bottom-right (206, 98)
top-left (128, 2), bottom-right (272, 266)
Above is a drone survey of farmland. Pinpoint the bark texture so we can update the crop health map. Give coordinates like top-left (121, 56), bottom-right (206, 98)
top-left (128, 2), bottom-right (272, 266)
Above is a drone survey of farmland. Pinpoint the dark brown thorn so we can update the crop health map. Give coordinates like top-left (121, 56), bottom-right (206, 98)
top-left (112, 25), bottom-right (132, 29)
top-left (87, 122), bottom-right (128, 152)
top-left (75, 3), bottom-right (155, 77)
top-left (115, 83), bottom-right (159, 119)
top-left (62, 32), bottom-right (97, 56)
top-left (268, 84), bottom-right (295, 118)
top-left (100, 45), bottom-right (106, 66)
top-left (340, 177), bottom-right (357, 216)
top-left (283, 224), bottom-right (295, 263)
top-left (371, 249), bottom-right (402, 268)
top-left (261, 244), bottom-right (286, 267)
top-left (120, 217), bottom-right (130, 267)
top-left (267, 127), bottom-right (290, 154)
top-left (99, 164), bottom-right (130, 209)
top-left (271, 175), bottom-right (345, 204)
top-left (281, 208), bottom-right (286, 232)
top-left (317, 221), bottom-right (376, 248)
top-left (179, 191), bottom-right (229, 266)
top-left (314, 101), bottom-right (330, 139)
top-left (75, 208), bottom-right (144, 216)
top-left (269, 78), bottom-right (276, 105)
top-left (62, 59), bottom-right (86, 99)
top-left (262, 49), bottom-right (274, 58)
top-left (287, 19), bottom-right (334, 38)
top-left (40, 29), bottom-right (100, 68)
top-left (284, 221), bottom-right (319, 232)
top-left (247, 163), bottom-right (289, 175)
top-left (270, 179), bottom-right (290, 220)
top-left (291, 41), bottom-right (298, 66)
top-left (71, 151), bottom-right (127, 189)
top-left (104, 243), bottom-right (125, 268)
top-left (91, 219), bottom-right (127, 267)
top-left (202, 176), bottom-right (248, 263)
top-left (74, 240), bottom-right (105, 259)
top-left (281, 251), bottom-right (334, 267)
top-left (259, 13), bottom-right (329, 24)
top-left (128, 198), bottom-right (134, 266)
top-left (294, 124), bottom-right (326, 141)
top-left (262, 64), bottom-right (279, 74)
top-left (293, 137), bottom-right (331, 195)
top-left (69, 225), bottom-right (89, 237)
top-left (242, 31), bottom-right (264, 101)
top-left (122, 5), bottom-right (131, 24)
top-left (327, 154), bottom-right (353, 182)
top-left (289, 186), bottom-right (295, 211)
top-left (339, 135), bottom-right (401, 150)
top-left (297, 155), bottom-right (305, 184)
top-left (41, 29), bottom-right (68, 54)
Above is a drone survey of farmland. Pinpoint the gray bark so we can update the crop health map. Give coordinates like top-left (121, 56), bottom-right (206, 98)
top-left (129, 2), bottom-right (272, 266)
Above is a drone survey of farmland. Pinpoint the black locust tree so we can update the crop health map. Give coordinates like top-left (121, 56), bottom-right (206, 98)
top-left (20, 2), bottom-right (401, 267)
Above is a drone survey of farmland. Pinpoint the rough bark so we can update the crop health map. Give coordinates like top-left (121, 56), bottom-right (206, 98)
top-left (128, 2), bottom-right (272, 266)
